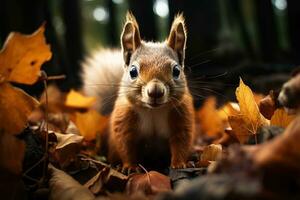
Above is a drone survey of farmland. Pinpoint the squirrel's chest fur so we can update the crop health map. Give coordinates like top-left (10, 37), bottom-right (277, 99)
top-left (136, 107), bottom-right (171, 138)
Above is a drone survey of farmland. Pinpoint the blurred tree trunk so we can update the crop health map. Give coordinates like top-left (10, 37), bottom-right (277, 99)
top-left (286, 0), bottom-right (300, 64)
top-left (62, 0), bottom-right (84, 89)
top-left (228, 0), bottom-right (255, 59)
top-left (128, 0), bottom-right (157, 41)
top-left (168, 0), bottom-right (220, 69)
top-left (254, 0), bottom-right (279, 62)
top-left (106, 0), bottom-right (118, 47)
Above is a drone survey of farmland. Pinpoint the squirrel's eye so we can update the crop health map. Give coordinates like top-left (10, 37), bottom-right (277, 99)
top-left (172, 65), bottom-right (181, 79)
top-left (129, 65), bottom-right (138, 79)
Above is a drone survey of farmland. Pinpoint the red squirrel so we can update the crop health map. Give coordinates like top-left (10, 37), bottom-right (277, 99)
top-left (82, 13), bottom-right (195, 173)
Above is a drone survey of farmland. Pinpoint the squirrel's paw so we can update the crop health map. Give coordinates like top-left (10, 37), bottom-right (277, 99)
top-left (120, 164), bottom-right (141, 175)
top-left (171, 161), bottom-right (187, 169)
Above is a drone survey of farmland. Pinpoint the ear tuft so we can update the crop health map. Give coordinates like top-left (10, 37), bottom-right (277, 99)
top-left (126, 12), bottom-right (139, 30)
top-left (167, 13), bottom-right (187, 65)
top-left (121, 12), bottom-right (141, 66)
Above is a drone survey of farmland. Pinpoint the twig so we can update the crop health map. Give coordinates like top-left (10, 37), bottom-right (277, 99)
top-left (42, 71), bottom-right (49, 180)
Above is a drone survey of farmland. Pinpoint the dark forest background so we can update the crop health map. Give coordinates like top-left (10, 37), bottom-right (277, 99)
top-left (0, 0), bottom-right (299, 103)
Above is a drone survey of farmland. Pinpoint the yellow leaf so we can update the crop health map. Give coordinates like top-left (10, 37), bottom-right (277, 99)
top-left (72, 110), bottom-right (109, 141)
top-left (228, 78), bottom-right (269, 144)
top-left (271, 108), bottom-right (295, 128)
top-left (218, 102), bottom-right (240, 123)
top-left (228, 115), bottom-right (251, 144)
top-left (0, 83), bottom-right (39, 135)
top-left (65, 90), bottom-right (96, 109)
top-left (0, 24), bottom-right (52, 85)
top-left (197, 97), bottom-right (224, 137)
top-left (236, 78), bottom-right (268, 128)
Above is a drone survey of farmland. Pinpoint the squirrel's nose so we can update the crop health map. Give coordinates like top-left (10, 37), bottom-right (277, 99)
top-left (147, 84), bottom-right (164, 99)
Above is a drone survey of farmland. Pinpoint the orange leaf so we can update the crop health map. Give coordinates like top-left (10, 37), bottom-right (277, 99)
top-left (72, 109), bottom-right (109, 141)
top-left (0, 130), bottom-right (25, 174)
top-left (197, 97), bottom-right (224, 137)
top-left (270, 108), bottom-right (295, 128)
top-left (0, 83), bottom-right (39, 135)
top-left (0, 24), bottom-right (52, 85)
top-left (228, 115), bottom-right (251, 144)
top-left (65, 90), bottom-right (96, 109)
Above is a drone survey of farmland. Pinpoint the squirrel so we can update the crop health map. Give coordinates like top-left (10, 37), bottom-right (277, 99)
top-left (81, 12), bottom-right (195, 173)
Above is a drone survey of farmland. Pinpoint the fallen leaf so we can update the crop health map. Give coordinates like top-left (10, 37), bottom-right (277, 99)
top-left (0, 83), bottom-right (39, 135)
top-left (126, 171), bottom-right (171, 196)
top-left (236, 78), bottom-right (268, 128)
top-left (197, 97), bottom-right (224, 137)
top-left (0, 130), bottom-right (25, 174)
top-left (48, 164), bottom-right (95, 200)
top-left (49, 131), bottom-right (83, 170)
top-left (253, 116), bottom-right (300, 172)
top-left (218, 102), bottom-right (240, 123)
top-left (200, 144), bottom-right (222, 162)
top-left (65, 90), bottom-right (96, 109)
top-left (84, 166), bottom-right (128, 195)
top-left (71, 109), bottom-right (109, 141)
top-left (228, 115), bottom-right (251, 144)
top-left (229, 79), bottom-right (269, 144)
top-left (259, 94), bottom-right (276, 120)
top-left (0, 24), bottom-right (51, 85)
top-left (55, 132), bottom-right (83, 149)
top-left (270, 108), bottom-right (295, 128)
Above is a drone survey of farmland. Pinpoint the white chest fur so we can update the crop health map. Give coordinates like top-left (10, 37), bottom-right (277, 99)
top-left (136, 107), bottom-right (171, 138)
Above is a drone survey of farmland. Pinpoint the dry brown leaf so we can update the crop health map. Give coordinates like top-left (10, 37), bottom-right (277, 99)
top-left (0, 24), bottom-right (51, 85)
top-left (270, 108), bottom-right (295, 128)
top-left (54, 132), bottom-right (83, 149)
top-left (72, 109), bottom-right (109, 141)
top-left (48, 164), bottom-right (95, 200)
top-left (0, 83), bottom-right (39, 135)
top-left (65, 90), bottom-right (96, 109)
top-left (126, 171), bottom-right (171, 196)
top-left (197, 97), bottom-right (224, 137)
top-left (259, 94), bottom-right (276, 120)
top-left (84, 166), bottom-right (128, 195)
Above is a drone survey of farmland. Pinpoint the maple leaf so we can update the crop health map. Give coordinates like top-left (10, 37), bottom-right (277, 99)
top-left (228, 78), bottom-right (269, 144)
top-left (270, 108), bottom-right (295, 128)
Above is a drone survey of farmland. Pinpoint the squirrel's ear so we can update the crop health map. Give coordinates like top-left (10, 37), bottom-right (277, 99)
top-left (167, 14), bottom-right (187, 65)
top-left (121, 12), bottom-right (141, 66)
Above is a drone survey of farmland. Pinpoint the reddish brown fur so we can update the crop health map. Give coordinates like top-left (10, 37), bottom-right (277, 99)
top-left (106, 12), bottom-right (195, 170)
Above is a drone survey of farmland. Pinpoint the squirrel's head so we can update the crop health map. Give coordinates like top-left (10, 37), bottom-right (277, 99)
top-left (119, 12), bottom-right (188, 109)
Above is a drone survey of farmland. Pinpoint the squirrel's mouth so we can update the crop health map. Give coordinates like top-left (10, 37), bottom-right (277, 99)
top-left (147, 102), bottom-right (163, 108)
